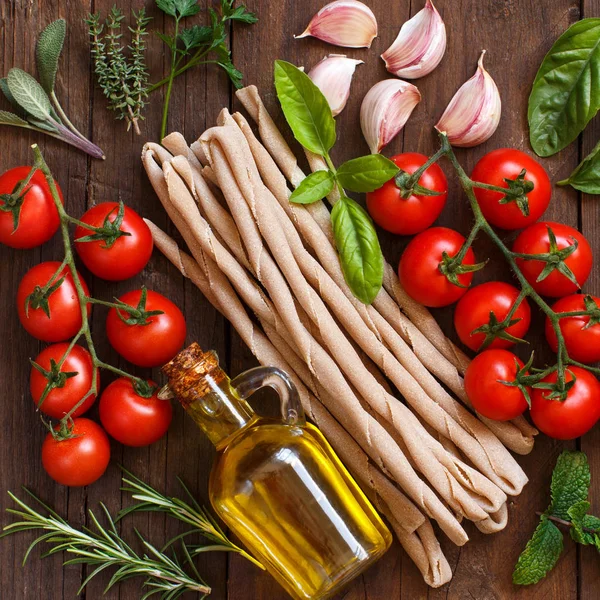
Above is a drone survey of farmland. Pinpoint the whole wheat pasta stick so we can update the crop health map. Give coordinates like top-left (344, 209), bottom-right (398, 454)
top-left (143, 148), bottom-right (468, 546)
top-left (200, 127), bottom-right (504, 524)
top-left (235, 85), bottom-right (537, 455)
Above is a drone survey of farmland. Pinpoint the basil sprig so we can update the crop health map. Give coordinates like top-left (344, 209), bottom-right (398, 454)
top-left (274, 60), bottom-right (397, 305)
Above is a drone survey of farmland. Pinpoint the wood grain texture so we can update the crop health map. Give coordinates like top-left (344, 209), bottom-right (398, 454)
top-left (0, 0), bottom-right (598, 598)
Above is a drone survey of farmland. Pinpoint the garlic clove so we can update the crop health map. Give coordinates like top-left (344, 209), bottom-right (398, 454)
top-left (295, 0), bottom-right (378, 49)
top-left (308, 54), bottom-right (363, 116)
top-left (435, 50), bottom-right (501, 147)
top-left (381, 0), bottom-right (446, 79)
top-left (360, 79), bottom-right (421, 154)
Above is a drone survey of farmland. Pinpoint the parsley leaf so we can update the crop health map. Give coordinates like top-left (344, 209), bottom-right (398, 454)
top-left (179, 25), bottom-right (212, 50)
top-left (156, 0), bottom-right (201, 18)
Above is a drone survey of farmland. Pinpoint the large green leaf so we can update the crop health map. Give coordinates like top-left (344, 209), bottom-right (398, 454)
top-left (336, 155), bottom-right (399, 193)
top-left (36, 19), bottom-right (66, 94)
top-left (331, 197), bottom-right (383, 305)
top-left (549, 451), bottom-right (591, 520)
top-left (6, 68), bottom-right (52, 121)
top-left (529, 18), bottom-right (600, 157)
top-left (290, 170), bottom-right (334, 204)
top-left (559, 138), bottom-right (600, 193)
top-left (274, 60), bottom-right (335, 157)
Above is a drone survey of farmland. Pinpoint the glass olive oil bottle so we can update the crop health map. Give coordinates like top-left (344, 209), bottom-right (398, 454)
top-left (161, 343), bottom-right (391, 600)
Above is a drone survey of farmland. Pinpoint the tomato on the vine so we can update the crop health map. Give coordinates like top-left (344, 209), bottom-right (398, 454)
top-left (454, 281), bottom-right (531, 352)
top-left (471, 149), bottom-right (551, 230)
top-left (530, 367), bottom-right (600, 440)
top-left (30, 343), bottom-right (99, 419)
top-left (513, 222), bottom-right (592, 297)
top-left (464, 349), bottom-right (529, 421)
top-left (366, 153), bottom-right (448, 235)
top-left (0, 166), bottom-right (63, 249)
top-left (42, 418), bottom-right (110, 487)
top-left (398, 227), bottom-right (478, 307)
top-left (545, 295), bottom-right (600, 364)
top-left (75, 202), bottom-right (153, 281)
top-left (106, 289), bottom-right (186, 367)
top-left (17, 262), bottom-right (90, 342)
top-left (99, 378), bottom-right (172, 447)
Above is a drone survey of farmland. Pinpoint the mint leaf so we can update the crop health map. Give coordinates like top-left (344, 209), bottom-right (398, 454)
top-left (290, 170), bottom-right (334, 204)
top-left (513, 516), bottom-right (564, 585)
top-left (36, 19), bottom-right (66, 94)
top-left (549, 451), bottom-right (591, 520)
top-left (569, 502), bottom-right (600, 545)
top-left (336, 155), bottom-right (399, 193)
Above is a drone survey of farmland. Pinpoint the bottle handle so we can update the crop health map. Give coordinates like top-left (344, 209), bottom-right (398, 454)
top-left (231, 366), bottom-right (306, 426)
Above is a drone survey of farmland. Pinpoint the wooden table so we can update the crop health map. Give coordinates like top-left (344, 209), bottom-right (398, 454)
top-left (1, 0), bottom-right (598, 598)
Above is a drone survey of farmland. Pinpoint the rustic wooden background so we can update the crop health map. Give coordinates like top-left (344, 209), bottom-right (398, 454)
top-left (1, 0), bottom-right (598, 598)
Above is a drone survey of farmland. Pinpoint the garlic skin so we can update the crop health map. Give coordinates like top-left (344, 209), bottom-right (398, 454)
top-left (381, 0), bottom-right (446, 79)
top-left (435, 51), bottom-right (501, 147)
top-left (360, 79), bottom-right (421, 154)
top-left (295, 0), bottom-right (378, 49)
top-left (308, 55), bottom-right (363, 116)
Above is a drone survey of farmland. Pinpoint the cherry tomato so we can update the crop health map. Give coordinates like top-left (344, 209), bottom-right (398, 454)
top-left (530, 367), bottom-right (600, 440)
top-left (398, 227), bottom-right (477, 307)
top-left (0, 166), bottom-right (63, 249)
top-left (106, 289), bottom-right (186, 367)
top-left (75, 202), bottom-right (153, 281)
top-left (471, 149), bottom-right (551, 230)
top-left (17, 262), bottom-right (90, 342)
top-left (513, 222), bottom-right (592, 297)
top-left (42, 418), bottom-right (110, 487)
top-left (464, 349), bottom-right (529, 421)
top-left (545, 295), bottom-right (600, 364)
top-left (454, 281), bottom-right (531, 352)
top-left (99, 378), bottom-right (172, 447)
top-left (30, 343), bottom-right (99, 419)
top-left (366, 153), bottom-right (448, 235)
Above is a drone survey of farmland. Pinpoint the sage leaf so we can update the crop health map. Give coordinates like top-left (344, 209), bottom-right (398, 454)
top-left (549, 451), bottom-right (591, 520)
top-left (558, 138), bottom-right (600, 193)
top-left (290, 170), bottom-right (335, 204)
top-left (274, 60), bottom-right (336, 157)
top-left (6, 68), bottom-right (52, 121)
top-left (0, 110), bottom-right (29, 126)
top-left (27, 116), bottom-right (59, 133)
top-left (0, 77), bottom-right (27, 116)
top-left (331, 197), bottom-right (383, 304)
top-left (528, 18), bottom-right (600, 157)
top-left (336, 155), bottom-right (399, 193)
top-left (36, 19), bottom-right (66, 94)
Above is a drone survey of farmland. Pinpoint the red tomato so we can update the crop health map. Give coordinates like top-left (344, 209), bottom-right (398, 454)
top-left (30, 343), bottom-right (99, 419)
top-left (454, 282), bottom-right (531, 352)
top-left (106, 289), bottom-right (186, 367)
top-left (99, 378), bottom-right (172, 447)
top-left (398, 227), bottom-right (477, 307)
top-left (366, 153), bottom-right (448, 235)
top-left (530, 367), bottom-right (600, 440)
top-left (471, 149), bottom-right (551, 230)
top-left (0, 166), bottom-right (63, 249)
top-left (17, 262), bottom-right (90, 342)
top-left (464, 350), bottom-right (529, 421)
top-left (75, 202), bottom-right (153, 281)
top-left (545, 295), bottom-right (600, 364)
top-left (513, 222), bottom-right (592, 297)
top-left (42, 418), bottom-right (110, 487)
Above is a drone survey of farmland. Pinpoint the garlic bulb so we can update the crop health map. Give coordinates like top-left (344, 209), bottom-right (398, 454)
top-left (435, 50), bottom-right (501, 147)
top-left (360, 79), bottom-right (421, 154)
top-left (308, 55), bottom-right (363, 116)
top-left (295, 0), bottom-right (378, 49)
top-left (381, 0), bottom-right (446, 79)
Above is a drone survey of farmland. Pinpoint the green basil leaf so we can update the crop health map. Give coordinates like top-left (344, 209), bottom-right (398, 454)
top-left (6, 68), bottom-right (52, 121)
top-left (290, 170), bottom-right (334, 204)
top-left (528, 18), bottom-right (600, 157)
top-left (274, 60), bottom-right (335, 157)
top-left (331, 197), bottom-right (383, 305)
top-left (36, 19), bottom-right (66, 94)
top-left (336, 155), bottom-right (399, 193)
top-left (0, 110), bottom-right (29, 126)
top-left (558, 138), bottom-right (600, 193)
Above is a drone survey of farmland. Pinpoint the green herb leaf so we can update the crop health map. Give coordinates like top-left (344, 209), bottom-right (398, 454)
top-left (331, 196), bottom-right (383, 305)
top-left (225, 6), bottom-right (258, 23)
top-left (219, 60), bottom-right (244, 89)
top-left (513, 516), bottom-right (564, 585)
top-left (36, 19), bottom-right (66, 95)
top-left (528, 18), bottom-right (600, 157)
top-left (336, 155), bottom-right (400, 193)
top-left (6, 68), bottom-right (52, 121)
top-left (0, 110), bottom-right (29, 126)
top-left (179, 25), bottom-right (213, 49)
top-left (156, 0), bottom-right (201, 19)
top-left (558, 138), bottom-right (600, 194)
top-left (290, 170), bottom-right (335, 204)
top-left (549, 451), bottom-right (591, 520)
top-left (274, 60), bottom-right (336, 157)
